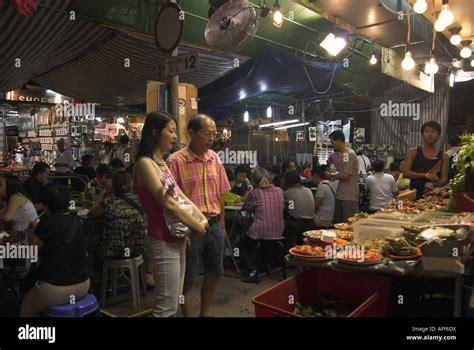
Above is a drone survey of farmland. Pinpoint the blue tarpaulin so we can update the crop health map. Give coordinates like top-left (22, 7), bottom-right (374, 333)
top-left (199, 46), bottom-right (346, 112)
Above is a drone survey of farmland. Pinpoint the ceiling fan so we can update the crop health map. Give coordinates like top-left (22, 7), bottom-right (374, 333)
top-left (205, 0), bottom-right (271, 52)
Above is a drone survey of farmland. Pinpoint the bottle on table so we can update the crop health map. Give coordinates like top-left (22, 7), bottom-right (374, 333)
top-left (86, 183), bottom-right (95, 200)
top-left (84, 183), bottom-right (94, 208)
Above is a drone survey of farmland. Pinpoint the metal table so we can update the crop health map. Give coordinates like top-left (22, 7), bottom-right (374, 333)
top-left (285, 254), bottom-right (469, 317)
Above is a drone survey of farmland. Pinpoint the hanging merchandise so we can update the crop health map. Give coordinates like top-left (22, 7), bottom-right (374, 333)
top-left (12, 0), bottom-right (37, 16)
top-left (308, 127), bottom-right (317, 142)
top-left (50, 106), bottom-right (58, 125)
top-left (42, 108), bottom-right (50, 126)
top-left (354, 128), bottom-right (366, 143)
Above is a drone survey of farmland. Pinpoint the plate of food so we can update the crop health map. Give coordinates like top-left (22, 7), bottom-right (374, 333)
top-left (333, 223), bottom-right (352, 230)
top-left (303, 231), bottom-right (349, 246)
top-left (347, 212), bottom-right (369, 224)
top-left (336, 250), bottom-right (384, 266)
top-left (303, 230), bottom-right (326, 243)
top-left (384, 237), bottom-right (422, 260)
top-left (388, 249), bottom-right (422, 261)
top-left (330, 229), bottom-right (353, 240)
top-left (289, 245), bottom-right (332, 261)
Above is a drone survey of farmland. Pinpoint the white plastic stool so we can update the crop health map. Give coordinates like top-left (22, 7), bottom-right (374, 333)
top-left (100, 255), bottom-right (147, 309)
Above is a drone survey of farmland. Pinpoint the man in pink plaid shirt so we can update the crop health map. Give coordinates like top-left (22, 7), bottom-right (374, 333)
top-left (168, 114), bottom-right (230, 317)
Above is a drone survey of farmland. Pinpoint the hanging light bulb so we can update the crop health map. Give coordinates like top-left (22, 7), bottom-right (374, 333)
top-left (450, 33), bottom-right (462, 46)
top-left (424, 60), bottom-right (433, 75)
top-left (370, 53), bottom-right (377, 65)
top-left (413, 0), bottom-right (428, 14)
top-left (402, 51), bottom-right (416, 71)
top-left (243, 110), bottom-right (249, 123)
top-left (266, 106), bottom-right (272, 118)
top-left (424, 57), bottom-right (439, 75)
top-left (438, 2), bottom-right (454, 27)
top-left (460, 47), bottom-right (472, 58)
top-left (402, 5), bottom-right (415, 72)
top-left (450, 34), bottom-right (462, 46)
top-left (435, 19), bottom-right (446, 32)
top-left (272, 0), bottom-right (283, 28)
top-left (449, 71), bottom-right (455, 87)
top-left (430, 58), bottom-right (439, 75)
top-left (424, 6), bottom-right (439, 76)
top-left (460, 41), bottom-right (472, 58)
top-left (471, 59), bottom-right (474, 68)
top-left (448, 26), bottom-right (462, 46)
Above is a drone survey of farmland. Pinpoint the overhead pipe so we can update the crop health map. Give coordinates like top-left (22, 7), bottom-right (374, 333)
top-left (184, 11), bottom-right (372, 74)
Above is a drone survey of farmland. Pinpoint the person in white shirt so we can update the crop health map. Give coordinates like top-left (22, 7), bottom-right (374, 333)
top-left (54, 139), bottom-right (75, 173)
top-left (99, 141), bottom-right (113, 165)
top-left (366, 159), bottom-right (399, 211)
top-left (446, 136), bottom-right (460, 158)
top-left (114, 134), bottom-right (131, 166)
top-left (284, 171), bottom-right (315, 244)
top-left (312, 165), bottom-right (338, 227)
top-left (357, 152), bottom-right (371, 177)
top-left (80, 133), bottom-right (99, 167)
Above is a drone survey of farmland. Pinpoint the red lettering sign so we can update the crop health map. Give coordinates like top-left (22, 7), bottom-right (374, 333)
top-left (12, 0), bottom-right (37, 16)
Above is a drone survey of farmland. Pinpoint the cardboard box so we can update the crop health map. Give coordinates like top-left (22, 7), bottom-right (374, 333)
top-left (419, 225), bottom-right (472, 258)
top-left (146, 81), bottom-right (198, 146)
top-left (146, 81), bottom-right (168, 114)
top-left (178, 83), bottom-right (198, 146)
top-left (420, 256), bottom-right (465, 274)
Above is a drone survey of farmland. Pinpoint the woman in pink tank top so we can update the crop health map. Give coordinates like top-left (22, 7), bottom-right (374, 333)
top-left (133, 112), bottom-right (208, 317)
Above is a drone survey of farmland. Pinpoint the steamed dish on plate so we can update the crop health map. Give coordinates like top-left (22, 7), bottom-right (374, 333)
top-left (290, 245), bottom-right (327, 257)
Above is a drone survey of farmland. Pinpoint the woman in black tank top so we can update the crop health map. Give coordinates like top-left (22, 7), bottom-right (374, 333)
top-left (410, 146), bottom-right (443, 198)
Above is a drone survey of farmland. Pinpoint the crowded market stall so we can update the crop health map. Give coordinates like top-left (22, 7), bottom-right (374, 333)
top-left (0, 1), bottom-right (473, 334)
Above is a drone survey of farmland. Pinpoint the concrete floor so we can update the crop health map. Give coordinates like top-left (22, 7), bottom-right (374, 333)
top-left (98, 267), bottom-right (297, 317)
top-left (176, 268), bottom-right (296, 317)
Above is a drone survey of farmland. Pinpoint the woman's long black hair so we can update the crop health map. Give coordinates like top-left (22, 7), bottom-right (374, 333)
top-left (136, 112), bottom-right (177, 161)
top-left (4, 175), bottom-right (26, 201)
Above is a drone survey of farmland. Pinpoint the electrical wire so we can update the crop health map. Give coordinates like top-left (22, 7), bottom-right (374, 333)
top-left (430, 0), bottom-right (436, 57)
top-left (330, 93), bottom-right (432, 113)
top-left (303, 63), bottom-right (338, 95)
top-left (379, 0), bottom-right (408, 17)
top-left (406, 1), bottom-right (411, 52)
top-left (436, 35), bottom-right (455, 60)
top-left (248, 93), bottom-right (430, 115)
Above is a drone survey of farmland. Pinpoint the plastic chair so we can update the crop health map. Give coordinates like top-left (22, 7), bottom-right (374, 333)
top-left (100, 255), bottom-right (147, 309)
top-left (42, 294), bottom-right (100, 317)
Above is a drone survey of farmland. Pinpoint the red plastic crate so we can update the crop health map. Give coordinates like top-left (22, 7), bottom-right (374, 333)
top-left (252, 268), bottom-right (392, 317)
